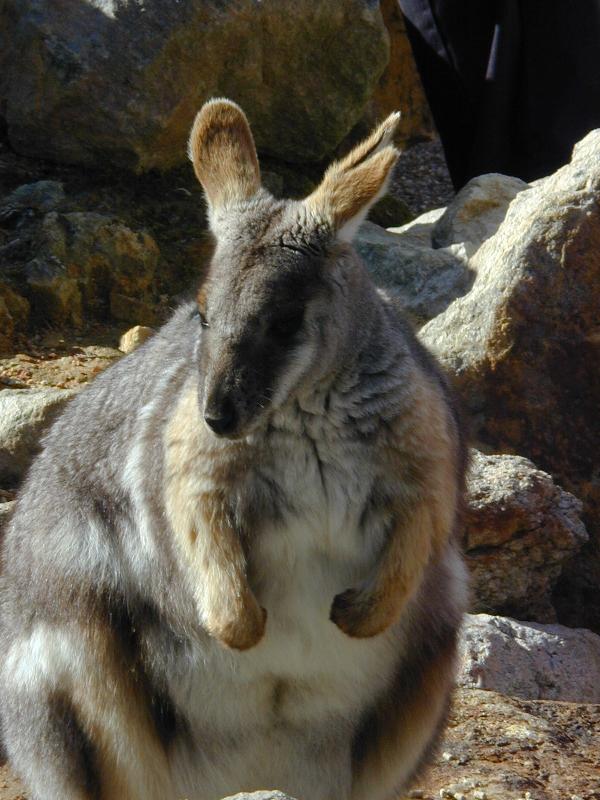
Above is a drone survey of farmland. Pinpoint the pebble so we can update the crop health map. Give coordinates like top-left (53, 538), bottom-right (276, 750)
top-left (119, 325), bottom-right (154, 354)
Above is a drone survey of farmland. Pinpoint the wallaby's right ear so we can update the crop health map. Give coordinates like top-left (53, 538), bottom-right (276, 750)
top-left (188, 98), bottom-right (261, 216)
top-left (305, 112), bottom-right (401, 242)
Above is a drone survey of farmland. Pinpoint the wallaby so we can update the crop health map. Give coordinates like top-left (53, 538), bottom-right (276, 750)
top-left (0, 99), bottom-right (468, 800)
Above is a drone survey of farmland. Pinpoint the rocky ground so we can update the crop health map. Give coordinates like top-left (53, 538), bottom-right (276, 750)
top-left (416, 689), bottom-right (600, 800)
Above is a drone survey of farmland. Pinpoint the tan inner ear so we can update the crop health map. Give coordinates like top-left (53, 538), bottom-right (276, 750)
top-left (188, 99), bottom-right (261, 211)
top-left (334, 111), bottom-right (401, 173)
top-left (307, 146), bottom-right (399, 232)
top-left (304, 111), bottom-right (401, 234)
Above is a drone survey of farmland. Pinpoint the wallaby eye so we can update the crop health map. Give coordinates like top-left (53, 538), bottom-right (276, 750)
top-left (197, 309), bottom-right (209, 327)
top-left (269, 312), bottom-right (304, 339)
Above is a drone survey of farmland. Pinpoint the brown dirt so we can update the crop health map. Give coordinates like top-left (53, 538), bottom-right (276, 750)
top-left (0, 325), bottom-right (124, 390)
top-left (411, 689), bottom-right (600, 800)
top-left (1, 689), bottom-right (598, 800)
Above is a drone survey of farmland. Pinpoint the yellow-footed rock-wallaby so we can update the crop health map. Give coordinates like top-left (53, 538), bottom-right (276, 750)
top-left (0, 99), bottom-right (468, 800)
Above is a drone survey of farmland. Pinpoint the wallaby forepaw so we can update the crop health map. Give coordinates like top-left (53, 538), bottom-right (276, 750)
top-left (330, 588), bottom-right (395, 638)
top-left (210, 604), bottom-right (267, 651)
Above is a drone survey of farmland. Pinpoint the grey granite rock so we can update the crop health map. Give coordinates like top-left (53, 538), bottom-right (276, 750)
top-left (459, 614), bottom-right (600, 702)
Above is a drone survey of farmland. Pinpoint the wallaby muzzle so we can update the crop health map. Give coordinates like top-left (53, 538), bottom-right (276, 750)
top-left (202, 356), bottom-right (266, 439)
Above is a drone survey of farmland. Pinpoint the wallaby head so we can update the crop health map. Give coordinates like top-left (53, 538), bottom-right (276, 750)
top-left (188, 98), bottom-right (400, 438)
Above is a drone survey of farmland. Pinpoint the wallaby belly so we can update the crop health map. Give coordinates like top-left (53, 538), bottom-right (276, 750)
top-left (166, 435), bottom-right (399, 799)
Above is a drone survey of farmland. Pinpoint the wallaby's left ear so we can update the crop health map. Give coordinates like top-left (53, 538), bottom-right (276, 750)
top-left (188, 98), bottom-right (261, 217)
top-left (305, 112), bottom-right (401, 241)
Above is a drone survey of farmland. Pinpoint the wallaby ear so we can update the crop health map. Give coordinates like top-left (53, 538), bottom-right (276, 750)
top-left (188, 98), bottom-right (261, 215)
top-left (305, 112), bottom-right (401, 241)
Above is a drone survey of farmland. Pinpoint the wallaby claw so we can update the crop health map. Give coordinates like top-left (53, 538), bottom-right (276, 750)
top-left (330, 588), bottom-right (394, 639)
top-left (211, 603), bottom-right (267, 651)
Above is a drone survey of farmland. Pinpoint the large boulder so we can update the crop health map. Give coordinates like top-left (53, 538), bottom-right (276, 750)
top-left (370, 0), bottom-right (434, 146)
top-left (355, 220), bottom-right (473, 326)
top-left (431, 173), bottom-right (528, 248)
top-left (0, 0), bottom-right (389, 171)
top-left (0, 388), bottom-right (78, 485)
top-left (459, 614), bottom-right (600, 703)
top-left (0, 180), bottom-right (66, 223)
top-left (420, 131), bottom-right (600, 631)
top-left (0, 282), bottom-right (30, 353)
top-left (465, 451), bottom-right (587, 622)
top-left (24, 211), bottom-right (159, 326)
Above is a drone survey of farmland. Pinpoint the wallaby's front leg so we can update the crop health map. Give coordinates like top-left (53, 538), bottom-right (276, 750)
top-left (331, 502), bottom-right (436, 638)
top-left (164, 388), bottom-right (266, 651)
top-left (331, 395), bottom-right (459, 639)
top-left (193, 491), bottom-right (267, 650)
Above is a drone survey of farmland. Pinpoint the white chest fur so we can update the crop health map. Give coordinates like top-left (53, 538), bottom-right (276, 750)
top-left (163, 396), bottom-right (406, 798)
top-left (171, 420), bottom-right (398, 729)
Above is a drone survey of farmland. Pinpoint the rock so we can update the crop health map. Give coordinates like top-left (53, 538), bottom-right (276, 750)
top-left (25, 257), bottom-right (83, 327)
top-left (414, 688), bottom-right (600, 800)
top-left (0, 297), bottom-right (13, 352)
top-left (431, 174), bottom-right (529, 248)
top-left (0, 388), bottom-right (78, 485)
top-left (119, 325), bottom-right (154, 354)
top-left (371, 0), bottom-right (434, 146)
top-left (0, 282), bottom-right (30, 351)
top-left (420, 131), bottom-right (600, 631)
top-left (0, 1), bottom-right (389, 171)
top-left (26, 212), bottom-right (159, 326)
top-left (459, 614), bottom-right (600, 702)
top-left (222, 794), bottom-right (297, 800)
top-left (367, 193), bottom-right (413, 229)
top-left (387, 207), bottom-right (446, 248)
top-left (355, 221), bottom-right (473, 325)
top-left (465, 451), bottom-right (588, 622)
top-left (0, 501), bottom-right (15, 534)
top-left (109, 294), bottom-right (158, 327)
top-left (0, 181), bottom-right (65, 223)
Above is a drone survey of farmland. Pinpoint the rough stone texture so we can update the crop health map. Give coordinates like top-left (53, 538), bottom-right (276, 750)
top-left (367, 193), bottom-right (413, 229)
top-left (459, 614), bottom-right (600, 702)
top-left (0, 388), bottom-right (78, 485)
top-left (355, 221), bottom-right (474, 326)
top-left (388, 207), bottom-right (446, 246)
top-left (0, 0), bottom-right (389, 171)
top-left (420, 131), bottom-right (600, 631)
top-left (26, 212), bottom-right (159, 326)
top-left (465, 451), bottom-right (588, 622)
top-left (432, 174), bottom-right (529, 248)
top-left (370, 0), bottom-right (434, 146)
top-left (222, 794), bottom-right (297, 800)
top-left (0, 284), bottom-right (30, 352)
top-left (414, 688), bottom-right (600, 800)
top-left (0, 501), bottom-right (15, 534)
top-left (119, 325), bottom-right (154, 354)
top-left (0, 181), bottom-right (66, 223)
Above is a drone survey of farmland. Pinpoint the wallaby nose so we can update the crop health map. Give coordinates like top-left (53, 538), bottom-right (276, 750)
top-left (204, 397), bottom-right (237, 436)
